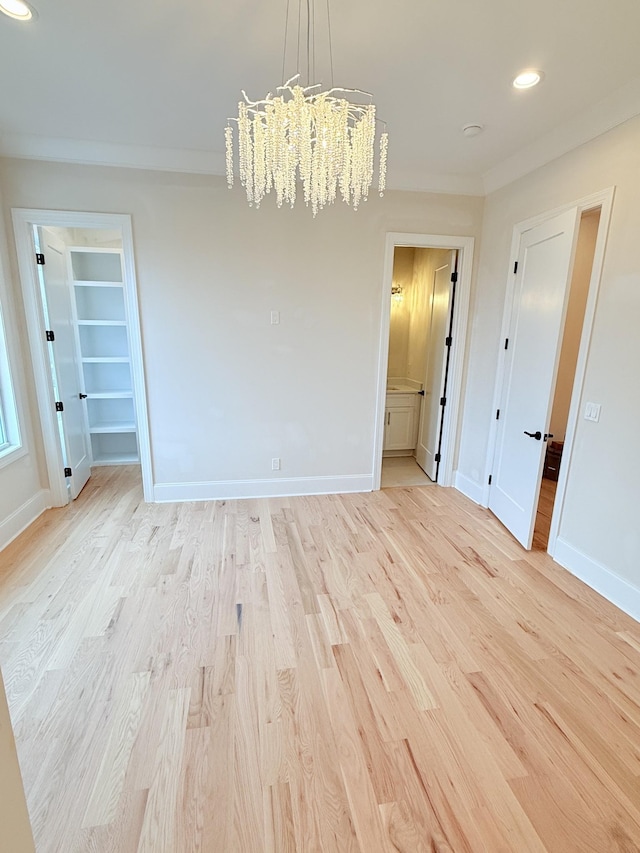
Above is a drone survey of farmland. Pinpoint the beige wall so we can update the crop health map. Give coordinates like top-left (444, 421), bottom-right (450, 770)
top-left (387, 247), bottom-right (414, 378)
top-left (0, 670), bottom-right (35, 853)
top-left (549, 209), bottom-right (600, 441)
top-left (457, 113), bottom-right (640, 590)
top-left (0, 158), bottom-right (483, 500)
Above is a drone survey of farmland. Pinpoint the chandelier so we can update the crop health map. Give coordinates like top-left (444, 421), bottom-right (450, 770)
top-left (225, 1), bottom-right (389, 216)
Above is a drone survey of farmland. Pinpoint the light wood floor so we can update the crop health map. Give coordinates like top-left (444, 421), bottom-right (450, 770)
top-left (532, 476), bottom-right (558, 552)
top-left (2, 467), bottom-right (640, 852)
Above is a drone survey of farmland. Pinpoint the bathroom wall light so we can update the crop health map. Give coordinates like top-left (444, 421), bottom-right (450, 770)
top-left (0, 0), bottom-right (36, 20)
top-left (391, 284), bottom-right (404, 305)
top-left (513, 70), bottom-right (543, 89)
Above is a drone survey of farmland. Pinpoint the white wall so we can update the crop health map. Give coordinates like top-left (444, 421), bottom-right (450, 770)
top-left (457, 114), bottom-right (640, 599)
top-left (0, 670), bottom-right (35, 853)
top-left (0, 159), bottom-right (483, 500)
top-left (0, 184), bottom-right (48, 550)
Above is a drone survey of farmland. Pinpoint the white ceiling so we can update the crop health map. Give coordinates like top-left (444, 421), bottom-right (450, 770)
top-left (2, 0), bottom-right (640, 194)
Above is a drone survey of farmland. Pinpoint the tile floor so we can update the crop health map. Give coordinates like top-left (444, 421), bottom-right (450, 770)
top-left (381, 456), bottom-right (434, 488)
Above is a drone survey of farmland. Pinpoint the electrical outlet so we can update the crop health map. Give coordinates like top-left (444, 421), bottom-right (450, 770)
top-left (584, 402), bottom-right (601, 422)
top-left (271, 457), bottom-right (281, 471)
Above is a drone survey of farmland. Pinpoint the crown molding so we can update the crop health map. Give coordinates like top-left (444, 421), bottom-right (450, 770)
top-left (0, 131), bottom-right (486, 196)
top-left (4, 73), bottom-right (640, 200)
top-left (483, 76), bottom-right (640, 194)
top-left (0, 133), bottom-right (224, 175)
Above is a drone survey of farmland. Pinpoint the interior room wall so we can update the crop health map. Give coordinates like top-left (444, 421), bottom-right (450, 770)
top-left (0, 185), bottom-right (48, 550)
top-left (0, 670), bottom-right (35, 853)
top-left (456, 113), bottom-right (640, 602)
top-left (549, 209), bottom-right (600, 441)
top-left (387, 247), bottom-right (414, 378)
top-left (0, 158), bottom-right (484, 500)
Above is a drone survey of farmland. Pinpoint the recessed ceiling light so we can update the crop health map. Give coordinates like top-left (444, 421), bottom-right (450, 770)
top-left (513, 70), bottom-right (543, 89)
top-left (0, 0), bottom-right (36, 20)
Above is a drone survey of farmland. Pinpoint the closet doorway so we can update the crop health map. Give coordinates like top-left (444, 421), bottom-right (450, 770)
top-left (12, 210), bottom-right (152, 505)
top-left (487, 188), bottom-right (613, 554)
top-left (374, 233), bottom-right (474, 490)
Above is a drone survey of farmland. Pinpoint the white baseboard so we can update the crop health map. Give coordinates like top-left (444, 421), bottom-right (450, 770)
top-left (153, 474), bottom-right (374, 503)
top-left (454, 471), bottom-right (487, 506)
top-left (553, 536), bottom-right (640, 624)
top-left (0, 489), bottom-right (51, 552)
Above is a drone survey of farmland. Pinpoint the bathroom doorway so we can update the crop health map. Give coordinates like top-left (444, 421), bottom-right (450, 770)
top-left (374, 233), bottom-right (475, 491)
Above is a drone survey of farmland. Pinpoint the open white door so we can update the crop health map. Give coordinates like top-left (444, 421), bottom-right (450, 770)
top-left (488, 208), bottom-right (580, 548)
top-left (37, 228), bottom-right (91, 500)
top-left (415, 250), bottom-right (456, 480)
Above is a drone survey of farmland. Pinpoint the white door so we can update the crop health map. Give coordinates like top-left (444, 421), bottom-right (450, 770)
top-left (38, 229), bottom-right (92, 499)
top-left (488, 208), bottom-right (580, 548)
top-left (415, 250), bottom-right (456, 480)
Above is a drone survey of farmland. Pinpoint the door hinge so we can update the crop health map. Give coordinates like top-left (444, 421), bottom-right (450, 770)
top-left (46, 330), bottom-right (55, 342)
top-left (55, 401), bottom-right (64, 412)
top-left (434, 453), bottom-right (441, 463)
top-left (450, 271), bottom-right (458, 284)
top-left (504, 337), bottom-right (509, 350)
top-left (445, 335), bottom-right (452, 347)
top-left (513, 261), bottom-right (518, 274)
top-left (496, 409), bottom-right (500, 420)
top-left (488, 474), bottom-right (492, 485)
top-left (64, 467), bottom-right (72, 477)
top-left (36, 253), bottom-right (45, 265)
top-left (440, 396), bottom-right (446, 407)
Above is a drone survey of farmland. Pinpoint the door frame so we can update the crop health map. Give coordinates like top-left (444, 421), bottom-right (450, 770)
top-left (485, 187), bottom-right (614, 555)
top-left (11, 209), bottom-right (153, 504)
top-left (374, 233), bottom-right (475, 490)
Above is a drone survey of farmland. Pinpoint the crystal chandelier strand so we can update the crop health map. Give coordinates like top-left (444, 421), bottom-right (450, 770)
top-left (226, 78), bottom-right (388, 216)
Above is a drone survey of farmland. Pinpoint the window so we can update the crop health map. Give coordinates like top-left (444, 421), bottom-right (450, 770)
top-left (0, 261), bottom-right (23, 466)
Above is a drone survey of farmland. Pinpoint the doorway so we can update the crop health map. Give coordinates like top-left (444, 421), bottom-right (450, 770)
top-left (487, 188), bottom-right (613, 554)
top-left (12, 210), bottom-right (152, 505)
top-left (374, 233), bottom-right (474, 491)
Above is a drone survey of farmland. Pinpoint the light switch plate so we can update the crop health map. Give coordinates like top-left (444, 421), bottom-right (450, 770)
top-left (584, 402), bottom-right (601, 422)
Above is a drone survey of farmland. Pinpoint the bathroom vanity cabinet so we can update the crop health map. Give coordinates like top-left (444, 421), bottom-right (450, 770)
top-left (383, 392), bottom-right (420, 453)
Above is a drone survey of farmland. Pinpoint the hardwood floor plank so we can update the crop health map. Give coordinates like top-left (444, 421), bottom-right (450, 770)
top-left (137, 687), bottom-right (191, 853)
top-left (2, 466), bottom-right (640, 852)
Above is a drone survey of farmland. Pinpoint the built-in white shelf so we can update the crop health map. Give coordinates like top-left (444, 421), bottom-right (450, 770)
top-left (77, 320), bottom-right (127, 326)
top-left (89, 422), bottom-right (136, 434)
top-left (85, 391), bottom-right (134, 399)
top-left (69, 245), bottom-right (139, 467)
top-left (73, 280), bottom-right (124, 288)
top-left (82, 357), bottom-right (130, 364)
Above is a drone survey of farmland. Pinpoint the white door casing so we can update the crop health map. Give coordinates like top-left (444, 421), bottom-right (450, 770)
top-left (12, 209), bottom-right (153, 505)
top-left (37, 229), bottom-right (91, 499)
top-left (415, 250), bottom-right (456, 480)
top-left (375, 234), bottom-right (474, 491)
top-left (488, 207), bottom-right (580, 548)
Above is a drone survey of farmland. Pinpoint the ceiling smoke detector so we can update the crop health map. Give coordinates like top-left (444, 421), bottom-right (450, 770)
top-left (462, 123), bottom-right (484, 138)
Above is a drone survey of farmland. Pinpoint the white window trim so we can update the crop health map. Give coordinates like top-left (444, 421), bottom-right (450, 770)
top-left (0, 247), bottom-right (27, 470)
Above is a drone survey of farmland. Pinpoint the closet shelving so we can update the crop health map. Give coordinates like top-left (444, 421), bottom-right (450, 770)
top-left (69, 247), bottom-right (139, 465)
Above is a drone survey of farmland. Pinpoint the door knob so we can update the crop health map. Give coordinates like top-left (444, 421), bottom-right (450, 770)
top-left (79, 393), bottom-right (88, 399)
top-left (524, 430), bottom-right (542, 440)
